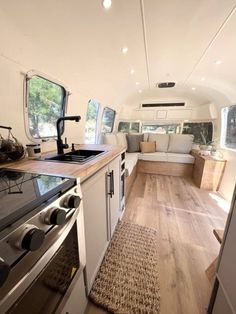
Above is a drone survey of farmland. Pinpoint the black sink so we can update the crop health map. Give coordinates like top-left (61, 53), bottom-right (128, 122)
top-left (44, 149), bottom-right (106, 164)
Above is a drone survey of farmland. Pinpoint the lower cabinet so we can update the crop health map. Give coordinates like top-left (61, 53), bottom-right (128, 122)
top-left (81, 156), bottom-right (121, 294)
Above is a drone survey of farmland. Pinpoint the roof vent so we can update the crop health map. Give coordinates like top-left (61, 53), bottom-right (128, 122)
top-left (141, 102), bottom-right (185, 108)
top-left (156, 82), bottom-right (175, 88)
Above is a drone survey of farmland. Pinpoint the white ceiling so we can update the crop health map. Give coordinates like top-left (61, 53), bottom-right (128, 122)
top-left (0, 0), bottom-right (236, 108)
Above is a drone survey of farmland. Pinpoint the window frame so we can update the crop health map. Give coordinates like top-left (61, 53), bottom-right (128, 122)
top-left (24, 70), bottom-right (69, 141)
top-left (221, 106), bottom-right (236, 151)
top-left (85, 99), bottom-right (101, 144)
top-left (101, 107), bottom-right (116, 133)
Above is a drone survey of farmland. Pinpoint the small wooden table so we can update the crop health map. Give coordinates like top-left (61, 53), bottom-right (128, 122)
top-left (191, 150), bottom-right (226, 191)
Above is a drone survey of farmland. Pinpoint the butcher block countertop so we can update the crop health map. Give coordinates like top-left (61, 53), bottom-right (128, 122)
top-left (0, 144), bottom-right (125, 182)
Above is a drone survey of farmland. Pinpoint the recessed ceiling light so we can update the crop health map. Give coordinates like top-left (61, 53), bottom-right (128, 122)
top-left (135, 82), bottom-right (140, 86)
top-left (102, 0), bottom-right (112, 9)
top-left (138, 89), bottom-right (142, 93)
top-left (215, 60), bottom-right (222, 65)
top-left (121, 47), bottom-right (128, 54)
top-left (130, 69), bottom-right (135, 74)
top-left (201, 77), bottom-right (206, 81)
top-left (191, 87), bottom-right (196, 91)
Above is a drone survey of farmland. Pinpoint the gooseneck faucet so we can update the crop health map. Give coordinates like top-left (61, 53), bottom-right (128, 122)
top-left (56, 115), bottom-right (81, 155)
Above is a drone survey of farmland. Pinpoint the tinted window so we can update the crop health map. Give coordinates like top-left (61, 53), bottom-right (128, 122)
top-left (222, 106), bottom-right (236, 149)
top-left (182, 122), bottom-right (213, 144)
top-left (142, 124), bottom-right (181, 134)
top-left (85, 100), bottom-right (100, 144)
top-left (27, 75), bottom-right (66, 139)
top-left (101, 107), bottom-right (116, 133)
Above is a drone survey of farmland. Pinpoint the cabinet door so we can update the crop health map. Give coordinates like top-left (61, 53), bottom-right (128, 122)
top-left (81, 167), bottom-right (109, 293)
top-left (108, 156), bottom-right (121, 238)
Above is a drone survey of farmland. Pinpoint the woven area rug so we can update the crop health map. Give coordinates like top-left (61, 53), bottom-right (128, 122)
top-left (89, 221), bottom-right (160, 314)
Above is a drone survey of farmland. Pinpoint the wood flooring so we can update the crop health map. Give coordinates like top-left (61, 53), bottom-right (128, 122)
top-left (85, 174), bottom-right (228, 314)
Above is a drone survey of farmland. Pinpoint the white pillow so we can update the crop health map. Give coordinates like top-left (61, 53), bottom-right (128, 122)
top-left (148, 134), bottom-right (169, 152)
top-left (168, 134), bottom-right (194, 154)
top-left (116, 133), bottom-right (128, 149)
top-left (103, 133), bottom-right (117, 145)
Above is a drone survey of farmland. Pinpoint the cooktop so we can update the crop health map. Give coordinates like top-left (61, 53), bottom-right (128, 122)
top-left (0, 169), bottom-right (75, 232)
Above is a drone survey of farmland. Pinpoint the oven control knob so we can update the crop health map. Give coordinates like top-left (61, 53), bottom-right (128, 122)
top-left (0, 258), bottom-right (10, 287)
top-left (46, 208), bottom-right (66, 225)
top-left (62, 195), bottom-right (81, 209)
top-left (21, 227), bottom-right (45, 251)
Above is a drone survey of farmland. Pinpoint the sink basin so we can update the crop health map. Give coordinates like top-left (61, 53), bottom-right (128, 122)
top-left (44, 149), bottom-right (106, 164)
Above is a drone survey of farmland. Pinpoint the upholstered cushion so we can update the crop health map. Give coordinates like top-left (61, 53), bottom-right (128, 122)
top-left (143, 133), bottom-right (149, 142)
top-left (167, 153), bottom-right (195, 164)
top-left (125, 153), bottom-right (139, 176)
top-left (148, 134), bottom-right (169, 152)
top-left (102, 133), bottom-right (118, 145)
top-left (126, 134), bottom-right (144, 153)
top-left (138, 152), bottom-right (168, 162)
top-left (140, 141), bottom-right (156, 153)
top-left (168, 134), bottom-right (194, 154)
top-left (116, 133), bottom-right (128, 149)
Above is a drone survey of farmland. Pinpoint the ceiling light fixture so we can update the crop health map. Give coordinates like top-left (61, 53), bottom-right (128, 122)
top-left (130, 69), bottom-right (135, 74)
top-left (135, 82), bottom-right (140, 86)
top-left (138, 89), bottom-right (142, 93)
top-left (121, 47), bottom-right (128, 54)
top-left (215, 60), bottom-right (222, 65)
top-left (102, 0), bottom-right (112, 10)
top-left (191, 87), bottom-right (196, 91)
top-left (201, 77), bottom-right (206, 81)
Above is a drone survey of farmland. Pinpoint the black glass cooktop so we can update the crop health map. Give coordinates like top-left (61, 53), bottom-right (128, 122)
top-left (0, 169), bottom-right (75, 232)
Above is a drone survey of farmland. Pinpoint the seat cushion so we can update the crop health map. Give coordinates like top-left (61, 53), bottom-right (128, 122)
top-left (116, 133), bottom-right (128, 149)
top-left (167, 153), bottom-right (195, 164)
top-left (102, 133), bottom-right (118, 145)
top-left (138, 152), bottom-right (168, 162)
top-left (126, 134), bottom-right (144, 153)
top-left (148, 134), bottom-right (169, 152)
top-left (168, 134), bottom-right (194, 154)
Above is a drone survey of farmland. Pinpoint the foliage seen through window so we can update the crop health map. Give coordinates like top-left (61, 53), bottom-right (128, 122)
top-left (101, 107), bottom-right (116, 133)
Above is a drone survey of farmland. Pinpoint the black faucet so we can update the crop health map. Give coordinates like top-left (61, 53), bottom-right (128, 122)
top-left (56, 115), bottom-right (81, 155)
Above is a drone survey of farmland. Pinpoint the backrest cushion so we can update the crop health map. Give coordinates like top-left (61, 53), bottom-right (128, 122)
top-left (102, 133), bottom-right (118, 145)
top-left (140, 141), bottom-right (156, 153)
top-left (116, 132), bottom-right (128, 149)
top-left (126, 134), bottom-right (144, 153)
top-left (168, 134), bottom-right (194, 154)
top-left (148, 133), bottom-right (169, 152)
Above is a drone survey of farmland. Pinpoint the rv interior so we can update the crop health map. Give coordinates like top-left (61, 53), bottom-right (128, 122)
top-left (0, 0), bottom-right (236, 313)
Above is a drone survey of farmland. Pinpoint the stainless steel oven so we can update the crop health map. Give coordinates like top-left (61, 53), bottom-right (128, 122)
top-left (0, 169), bottom-right (87, 314)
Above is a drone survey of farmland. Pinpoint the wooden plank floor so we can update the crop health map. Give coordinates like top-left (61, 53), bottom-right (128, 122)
top-left (85, 174), bottom-right (228, 314)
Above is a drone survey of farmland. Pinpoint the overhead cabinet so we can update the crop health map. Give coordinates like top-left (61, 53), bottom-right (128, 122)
top-left (81, 156), bottom-right (121, 293)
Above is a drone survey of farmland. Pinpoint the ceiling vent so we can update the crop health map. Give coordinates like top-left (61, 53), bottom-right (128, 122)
top-left (141, 102), bottom-right (185, 108)
top-left (156, 82), bottom-right (175, 88)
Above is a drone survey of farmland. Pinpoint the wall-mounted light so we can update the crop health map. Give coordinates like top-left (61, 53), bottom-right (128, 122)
top-left (102, 0), bottom-right (112, 10)
top-left (121, 47), bottom-right (128, 54)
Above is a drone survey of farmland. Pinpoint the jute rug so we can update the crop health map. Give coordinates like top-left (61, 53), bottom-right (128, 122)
top-left (89, 221), bottom-right (160, 314)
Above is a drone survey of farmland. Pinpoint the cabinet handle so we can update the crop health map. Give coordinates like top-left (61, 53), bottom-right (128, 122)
top-left (107, 171), bottom-right (114, 198)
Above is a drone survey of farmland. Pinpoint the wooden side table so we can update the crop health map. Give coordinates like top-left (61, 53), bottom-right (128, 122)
top-left (191, 150), bottom-right (226, 191)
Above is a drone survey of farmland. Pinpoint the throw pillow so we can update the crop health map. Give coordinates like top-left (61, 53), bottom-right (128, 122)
top-left (140, 141), bottom-right (156, 153)
top-left (126, 134), bottom-right (144, 153)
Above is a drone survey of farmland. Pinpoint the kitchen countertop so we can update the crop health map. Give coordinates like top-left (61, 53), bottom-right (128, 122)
top-left (0, 144), bottom-right (125, 182)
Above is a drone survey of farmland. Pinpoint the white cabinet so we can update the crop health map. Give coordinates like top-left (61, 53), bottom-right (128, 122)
top-left (82, 166), bottom-right (109, 293)
top-left (81, 156), bottom-right (121, 294)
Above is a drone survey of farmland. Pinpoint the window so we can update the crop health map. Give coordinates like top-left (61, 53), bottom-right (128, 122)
top-left (118, 121), bottom-right (140, 133)
top-left (101, 107), bottom-right (116, 133)
top-left (85, 100), bottom-right (100, 144)
top-left (26, 75), bottom-right (66, 139)
top-left (142, 123), bottom-right (181, 134)
top-left (221, 106), bottom-right (236, 150)
top-left (182, 122), bottom-right (213, 144)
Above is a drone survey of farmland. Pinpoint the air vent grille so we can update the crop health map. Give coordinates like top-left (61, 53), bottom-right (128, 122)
top-left (141, 102), bottom-right (185, 108)
top-left (157, 82), bottom-right (175, 88)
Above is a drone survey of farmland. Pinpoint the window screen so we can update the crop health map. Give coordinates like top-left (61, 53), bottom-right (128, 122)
top-left (221, 106), bottom-right (236, 150)
top-left (182, 122), bottom-right (213, 144)
top-left (27, 75), bottom-right (66, 139)
top-left (101, 107), bottom-right (116, 133)
top-left (85, 100), bottom-right (100, 144)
